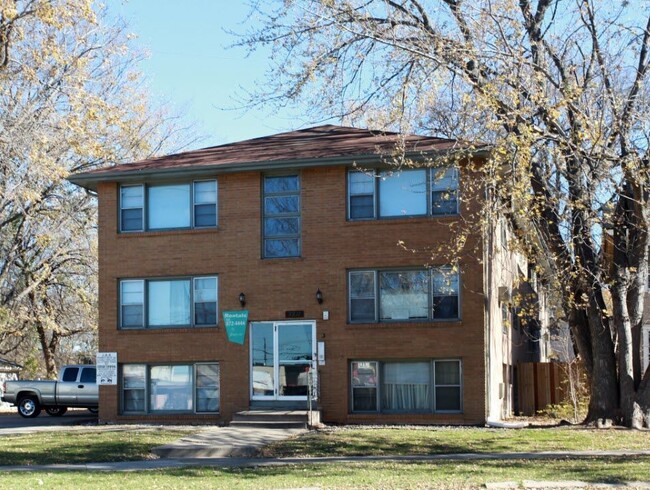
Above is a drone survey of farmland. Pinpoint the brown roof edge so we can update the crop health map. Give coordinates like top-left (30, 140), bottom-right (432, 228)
top-left (68, 125), bottom-right (490, 191)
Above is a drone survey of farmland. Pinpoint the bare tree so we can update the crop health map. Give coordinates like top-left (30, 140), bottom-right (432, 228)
top-left (239, 0), bottom-right (650, 427)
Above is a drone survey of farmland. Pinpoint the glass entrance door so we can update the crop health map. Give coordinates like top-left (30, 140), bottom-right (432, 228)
top-left (250, 321), bottom-right (315, 401)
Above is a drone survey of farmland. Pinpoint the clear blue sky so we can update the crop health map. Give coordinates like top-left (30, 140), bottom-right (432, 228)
top-left (104, 1), bottom-right (333, 147)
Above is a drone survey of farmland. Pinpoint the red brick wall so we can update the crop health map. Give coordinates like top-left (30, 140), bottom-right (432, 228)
top-left (97, 165), bottom-right (487, 424)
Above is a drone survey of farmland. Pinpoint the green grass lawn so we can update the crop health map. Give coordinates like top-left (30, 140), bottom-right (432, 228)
top-left (0, 458), bottom-right (648, 489)
top-left (0, 428), bottom-right (195, 466)
top-left (259, 426), bottom-right (650, 457)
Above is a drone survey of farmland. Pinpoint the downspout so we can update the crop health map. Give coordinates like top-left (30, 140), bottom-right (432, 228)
top-left (484, 184), bottom-right (493, 424)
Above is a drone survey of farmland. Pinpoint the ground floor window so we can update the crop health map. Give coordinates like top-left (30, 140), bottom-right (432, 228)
top-left (351, 359), bottom-right (461, 413)
top-left (121, 362), bottom-right (220, 414)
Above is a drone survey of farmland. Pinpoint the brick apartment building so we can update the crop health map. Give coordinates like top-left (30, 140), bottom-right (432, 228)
top-left (69, 125), bottom-right (549, 425)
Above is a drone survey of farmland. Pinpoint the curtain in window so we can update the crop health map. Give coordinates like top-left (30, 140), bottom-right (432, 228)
top-left (148, 280), bottom-right (191, 326)
top-left (380, 271), bottom-right (428, 320)
top-left (382, 362), bottom-right (430, 410)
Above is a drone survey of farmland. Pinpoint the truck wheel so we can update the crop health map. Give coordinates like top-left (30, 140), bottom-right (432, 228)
top-left (45, 406), bottom-right (68, 416)
top-left (17, 396), bottom-right (41, 418)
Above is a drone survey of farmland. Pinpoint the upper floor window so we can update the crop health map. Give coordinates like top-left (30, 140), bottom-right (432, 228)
top-left (119, 180), bottom-right (217, 232)
top-left (263, 175), bottom-right (300, 258)
top-left (348, 167), bottom-right (458, 220)
top-left (119, 276), bottom-right (218, 329)
top-left (348, 266), bottom-right (459, 323)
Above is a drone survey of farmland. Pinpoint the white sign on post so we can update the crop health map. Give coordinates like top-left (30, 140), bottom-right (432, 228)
top-left (96, 352), bottom-right (118, 385)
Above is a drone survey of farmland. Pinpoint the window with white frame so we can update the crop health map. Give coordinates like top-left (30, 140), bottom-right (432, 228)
top-left (348, 267), bottom-right (459, 323)
top-left (350, 359), bottom-right (462, 413)
top-left (119, 276), bottom-right (218, 329)
top-left (121, 363), bottom-right (220, 414)
top-left (347, 167), bottom-right (459, 220)
top-left (263, 175), bottom-right (301, 258)
top-left (119, 180), bottom-right (217, 232)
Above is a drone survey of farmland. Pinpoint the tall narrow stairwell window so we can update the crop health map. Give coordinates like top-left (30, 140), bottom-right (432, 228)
top-left (263, 175), bottom-right (301, 258)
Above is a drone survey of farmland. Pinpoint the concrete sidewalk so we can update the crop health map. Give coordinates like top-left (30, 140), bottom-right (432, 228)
top-left (151, 425), bottom-right (306, 458)
top-left (2, 450), bottom-right (650, 472)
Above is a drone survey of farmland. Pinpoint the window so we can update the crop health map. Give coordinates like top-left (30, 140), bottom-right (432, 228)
top-left (193, 180), bottom-right (218, 227)
top-left (263, 175), bottom-right (300, 258)
top-left (348, 172), bottom-right (375, 219)
top-left (431, 167), bottom-right (459, 215)
top-left (120, 185), bottom-right (144, 231)
top-left (351, 361), bottom-right (378, 411)
top-left (62, 367), bottom-right (79, 382)
top-left (432, 267), bottom-right (459, 319)
top-left (379, 169), bottom-right (427, 217)
top-left (122, 365), bottom-right (145, 412)
top-left (349, 267), bottom-right (460, 322)
top-left (120, 280), bottom-right (144, 328)
top-left (350, 360), bottom-right (462, 413)
top-left (194, 277), bottom-right (217, 326)
top-left (196, 363), bottom-right (220, 412)
top-left (121, 363), bottom-right (220, 414)
top-left (349, 271), bottom-right (376, 322)
top-left (80, 367), bottom-right (96, 384)
top-left (347, 167), bottom-right (459, 220)
top-left (119, 276), bottom-right (217, 329)
top-left (119, 180), bottom-right (217, 232)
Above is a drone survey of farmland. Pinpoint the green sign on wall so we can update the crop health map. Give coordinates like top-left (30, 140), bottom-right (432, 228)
top-left (222, 310), bottom-right (249, 345)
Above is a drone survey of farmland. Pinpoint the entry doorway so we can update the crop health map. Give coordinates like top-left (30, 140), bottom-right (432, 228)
top-left (250, 321), bottom-right (316, 401)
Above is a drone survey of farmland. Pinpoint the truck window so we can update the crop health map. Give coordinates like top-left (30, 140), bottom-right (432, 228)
top-left (62, 367), bottom-right (79, 382)
top-left (80, 368), bottom-right (96, 383)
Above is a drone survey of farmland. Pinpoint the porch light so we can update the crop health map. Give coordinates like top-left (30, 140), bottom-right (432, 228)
top-left (239, 292), bottom-right (246, 307)
top-left (316, 289), bottom-right (323, 304)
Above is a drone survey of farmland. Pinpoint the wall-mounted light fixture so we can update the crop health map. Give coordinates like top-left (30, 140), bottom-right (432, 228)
top-left (239, 292), bottom-right (246, 307)
top-left (316, 289), bottom-right (323, 304)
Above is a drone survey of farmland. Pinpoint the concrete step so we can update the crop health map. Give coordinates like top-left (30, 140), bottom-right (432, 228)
top-left (231, 409), bottom-right (321, 429)
top-left (230, 420), bottom-right (307, 429)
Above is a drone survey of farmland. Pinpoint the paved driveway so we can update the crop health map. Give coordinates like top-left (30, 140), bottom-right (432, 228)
top-left (0, 409), bottom-right (97, 433)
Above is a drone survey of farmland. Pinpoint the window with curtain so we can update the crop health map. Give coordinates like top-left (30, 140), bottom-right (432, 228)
top-left (382, 362), bottom-right (430, 411)
top-left (349, 267), bottom-right (460, 323)
top-left (148, 280), bottom-right (191, 326)
top-left (121, 363), bottom-right (220, 414)
top-left (119, 276), bottom-right (218, 329)
top-left (119, 180), bottom-right (218, 232)
top-left (379, 271), bottom-right (429, 320)
top-left (350, 360), bottom-right (462, 414)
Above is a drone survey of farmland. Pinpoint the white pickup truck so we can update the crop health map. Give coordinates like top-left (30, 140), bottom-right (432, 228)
top-left (1, 365), bottom-right (99, 418)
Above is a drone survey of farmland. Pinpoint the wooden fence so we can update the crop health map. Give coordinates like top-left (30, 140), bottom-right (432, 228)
top-left (516, 362), bottom-right (565, 416)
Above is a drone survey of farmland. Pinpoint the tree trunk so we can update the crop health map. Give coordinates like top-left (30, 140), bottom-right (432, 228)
top-left (584, 301), bottom-right (619, 423)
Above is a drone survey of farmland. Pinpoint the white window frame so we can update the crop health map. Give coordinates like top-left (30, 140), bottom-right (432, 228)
top-left (119, 276), bottom-right (218, 329)
top-left (193, 179), bottom-right (218, 228)
top-left (120, 279), bottom-right (145, 329)
top-left (119, 185), bottom-right (144, 232)
top-left (119, 180), bottom-right (218, 232)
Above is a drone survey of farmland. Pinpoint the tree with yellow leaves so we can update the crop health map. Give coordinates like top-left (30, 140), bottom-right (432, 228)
top-left (0, 0), bottom-right (199, 378)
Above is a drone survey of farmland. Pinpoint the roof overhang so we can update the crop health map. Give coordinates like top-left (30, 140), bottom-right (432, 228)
top-left (68, 147), bottom-right (490, 192)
